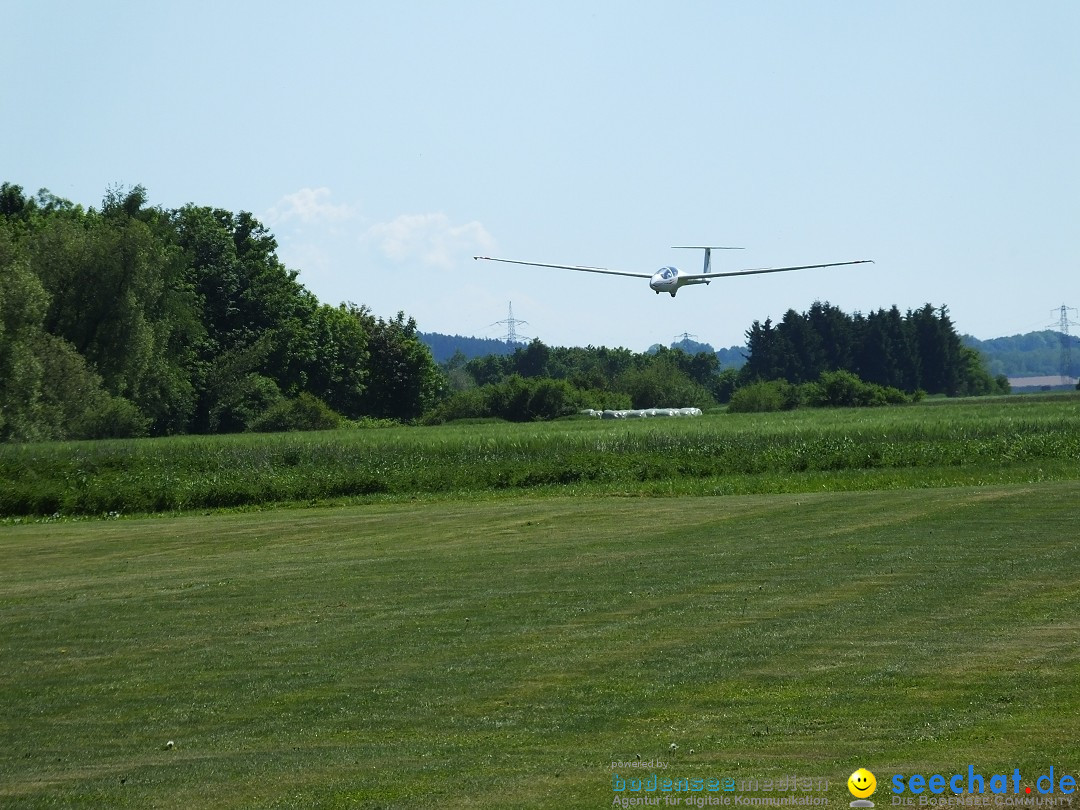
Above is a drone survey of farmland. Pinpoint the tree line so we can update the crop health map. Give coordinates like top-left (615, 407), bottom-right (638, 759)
top-left (963, 330), bottom-right (1080, 378)
top-left (0, 182), bottom-right (1007, 441)
top-left (0, 183), bottom-right (440, 441)
top-left (741, 301), bottom-right (1008, 397)
top-left (419, 331), bottom-right (522, 365)
top-left (431, 301), bottom-right (1007, 422)
top-left (431, 342), bottom-right (724, 422)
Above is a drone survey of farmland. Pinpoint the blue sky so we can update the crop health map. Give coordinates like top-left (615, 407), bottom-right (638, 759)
top-left (6, 1), bottom-right (1078, 351)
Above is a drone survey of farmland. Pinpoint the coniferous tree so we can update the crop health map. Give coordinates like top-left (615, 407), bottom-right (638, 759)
top-left (739, 300), bottom-right (995, 397)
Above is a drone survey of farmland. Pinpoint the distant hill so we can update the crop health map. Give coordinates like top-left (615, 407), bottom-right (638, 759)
top-left (963, 330), bottom-right (1080, 378)
top-left (714, 345), bottom-right (747, 370)
top-left (670, 338), bottom-right (746, 369)
top-left (419, 332), bottom-right (524, 365)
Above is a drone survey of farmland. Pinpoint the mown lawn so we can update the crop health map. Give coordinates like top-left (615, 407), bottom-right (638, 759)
top-left (2, 481), bottom-right (1077, 807)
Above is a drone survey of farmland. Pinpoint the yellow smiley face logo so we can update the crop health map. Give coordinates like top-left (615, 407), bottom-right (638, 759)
top-left (848, 768), bottom-right (877, 799)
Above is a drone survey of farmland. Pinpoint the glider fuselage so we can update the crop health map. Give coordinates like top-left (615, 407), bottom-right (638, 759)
top-left (649, 266), bottom-right (711, 296)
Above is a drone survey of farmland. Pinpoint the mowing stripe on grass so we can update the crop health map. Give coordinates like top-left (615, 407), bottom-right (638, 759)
top-left (1, 482), bottom-right (1078, 807)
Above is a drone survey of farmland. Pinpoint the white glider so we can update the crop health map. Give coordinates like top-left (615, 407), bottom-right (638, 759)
top-left (475, 247), bottom-right (872, 297)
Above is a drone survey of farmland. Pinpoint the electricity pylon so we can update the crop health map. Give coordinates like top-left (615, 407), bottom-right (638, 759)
top-left (491, 302), bottom-right (529, 344)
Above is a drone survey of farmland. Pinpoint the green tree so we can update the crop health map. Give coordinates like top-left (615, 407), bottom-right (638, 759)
top-left (0, 220), bottom-right (147, 440)
top-left (616, 355), bottom-right (714, 409)
top-left (306, 303), bottom-right (370, 418)
top-left (906, 304), bottom-right (964, 395)
top-left (0, 224), bottom-right (50, 440)
top-left (741, 318), bottom-right (788, 382)
top-left (359, 311), bottom-right (442, 420)
top-left (170, 205), bottom-right (318, 429)
top-left (955, 345), bottom-right (1008, 396)
top-left (514, 338), bottom-right (550, 378)
top-left (441, 350), bottom-right (477, 394)
top-left (27, 190), bottom-right (200, 433)
top-left (807, 301), bottom-right (855, 372)
top-left (33, 333), bottom-right (149, 439)
top-left (776, 308), bottom-right (824, 383)
top-left (853, 311), bottom-right (898, 388)
top-left (464, 353), bottom-right (511, 387)
top-left (0, 182), bottom-right (36, 220)
top-left (741, 300), bottom-right (990, 398)
top-left (710, 368), bottom-right (740, 404)
top-left (195, 335), bottom-right (281, 433)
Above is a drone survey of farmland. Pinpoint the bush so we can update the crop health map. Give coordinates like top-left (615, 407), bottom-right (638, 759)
top-left (249, 393), bottom-right (344, 432)
top-left (805, 370), bottom-right (864, 407)
top-left (524, 378), bottom-right (577, 421)
top-left (73, 394), bottom-right (150, 439)
top-left (803, 370), bottom-right (915, 408)
top-left (425, 376), bottom-right (630, 423)
top-left (209, 373), bottom-right (284, 433)
top-left (710, 368), bottom-right (740, 404)
top-left (580, 389), bottom-right (633, 412)
top-left (487, 375), bottom-right (534, 421)
top-left (615, 363), bottom-right (715, 410)
top-left (427, 387), bottom-right (489, 423)
top-left (727, 380), bottom-right (801, 413)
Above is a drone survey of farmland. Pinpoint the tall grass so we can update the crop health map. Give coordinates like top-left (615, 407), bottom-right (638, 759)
top-left (2, 396), bottom-right (1079, 517)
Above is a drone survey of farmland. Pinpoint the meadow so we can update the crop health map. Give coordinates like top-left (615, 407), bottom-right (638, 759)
top-left (1, 395), bottom-right (1078, 808)
top-left (2, 394), bottom-right (1079, 519)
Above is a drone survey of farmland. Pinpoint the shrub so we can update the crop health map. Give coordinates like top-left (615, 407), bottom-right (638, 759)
top-left (426, 388), bottom-right (489, 423)
top-left (710, 368), bottom-right (740, 404)
top-left (803, 371), bottom-right (917, 408)
top-left (209, 373), bottom-right (283, 433)
top-left (424, 376), bottom-right (630, 423)
top-left (580, 389), bottom-right (633, 411)
top-left (728, 380), bottom-right (801, 413)
top-left (73, 394), bottom-right (150, 439)
top-left (249, 393), bottom-right (344, 433)
top-left (524, 378), bottom-right (577, 421)
top-left (881, 385), bottom-right (910, 405)
top-left (488, 375), bottom-right (533, 421)
top-left (807, 370), bottom-right (865, 407)
top-left (615, 363), bottom-right (715, 410)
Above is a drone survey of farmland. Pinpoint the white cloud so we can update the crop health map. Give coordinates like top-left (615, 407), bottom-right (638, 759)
top-left (265, 187), bottom-right (355, 226)
top-left (363, 212), bottom-right (496, 269)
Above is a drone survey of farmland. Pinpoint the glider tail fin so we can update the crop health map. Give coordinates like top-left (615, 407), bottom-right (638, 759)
top-left (671, 246), bottom-right (744, 275)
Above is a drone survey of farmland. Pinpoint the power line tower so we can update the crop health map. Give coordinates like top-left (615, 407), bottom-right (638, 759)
top-left (491, 301), bottom-right (529, 344)
top-left (1049, 304), bottom-right (1079, 384)
top-left (673, 332), bottom-right (699, 344)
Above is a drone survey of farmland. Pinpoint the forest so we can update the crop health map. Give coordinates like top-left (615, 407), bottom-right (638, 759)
top-left (0, 183), bottom-right (1007, 441)
top-left (432, 301), bottom-right (1009, 421)
top-left (0, 183), bottom-right (444, 442)
top-left (963, 330), bottom-right (1080, 378)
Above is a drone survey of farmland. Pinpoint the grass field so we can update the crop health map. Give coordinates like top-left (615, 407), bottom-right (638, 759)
top-left (3, 394), bottom-right (1080, 518)
top-left (2, 476), bottom-right (1078, 807)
